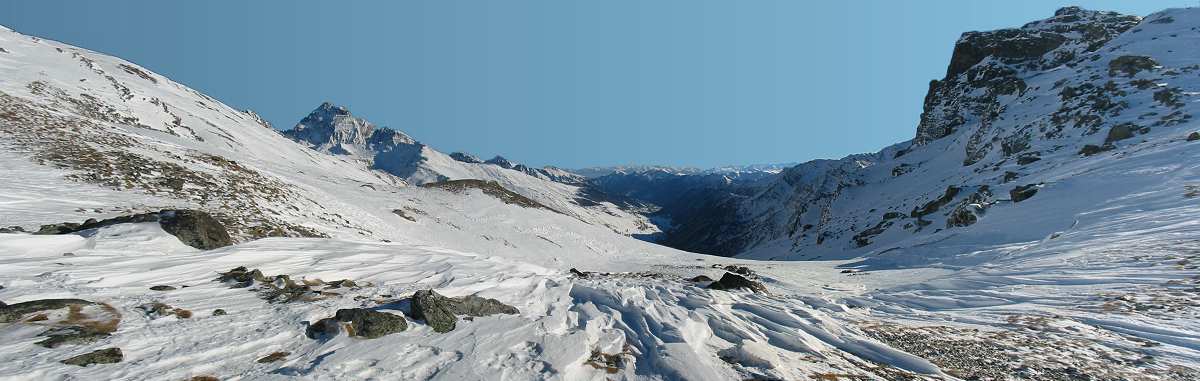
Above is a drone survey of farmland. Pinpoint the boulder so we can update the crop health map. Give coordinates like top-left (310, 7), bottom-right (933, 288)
top-left (61, 348), bottom-right (123, 366)
top-left (410, 290), bottom-right (459, 333)
top-left (333, 308), bottom-right (407, 339)
top-left (158, 210), bottom-right (233, 250)
top-left (1105, 123), bottom-right (1136, 143)
top-left (33, 209), bottom-right (232, 250)
top-left (212, 309), bottom-right (227, 316)
top-left (0, 299), bottom-right (94, 323)
top-left (1011, 184), bottom-right (1039, 203)
top-left (707, 273), bottom-right (767, 293)
top-left (1187, 132), bottom-right (1200, 141)
top-left (688, 275), bottom-right (713, 282)
top-left (410, 290), bottom-right (519, 333)
top-left (35, 326), bottom-right (110, 348)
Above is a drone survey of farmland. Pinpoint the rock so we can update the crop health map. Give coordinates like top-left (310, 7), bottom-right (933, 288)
top-left (332, 308), bottom-right (407, 339)
top-left (256, 351), bottom-right (289, 363)
top-left (61, 348), bottom-right (122, 366)
top-left (1016, 154), bottom-right (1041, 165)
top-left (158, 210), bottom-right (233, 250)
top-left (212, 309), bottom-right (227, 316)
top-left (449, 152), bottom-right (483, 163)
top-left (35, 326), bottom-right (110, 348)
top-left (32, 209), bottom-right (232, 250)
top-left (0, 298), bottom-right (94, 323)
top-left (409, 290), bottom-right (519, 333)
top-left (306, 318), bottom-right (342, 339)
top-left (568, 268), bottom-right (589, 278)
top-left (688, 275), bottom-right (713, 282)
top-left (448, 294), bottom-right (520, 317)
top-left (707, 273), bottom-right (767, 293)
top-left (410, 290), bottom-right (460, 333)
top-left (1011, 184), bottom-right (1039, 203)
top-left (1078, 144), bottom-right (1110, 156)
top-left (1108, 55), bottom-right (1158, 77)
top-left (137, 302), bottom-right (191, 319)
top-left (722, 265), bottom-right (753, 276)
top-left (149, 285), bottom-right (176, 291)
top-left (0, 225), bottom-right (25, 233)
top-left (1105, 123), bottom-right (1136, 143)
top-left (1187, 132), bottom-right (1200, 141)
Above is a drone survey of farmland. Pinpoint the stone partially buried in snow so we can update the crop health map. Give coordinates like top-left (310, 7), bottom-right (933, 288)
top-left (410, 290), bottom-right (519, 333)
top-left (60, 348), bottom-right (122, 366)
top-left (33, 209), bottom-right (232, 250)
top-left (707, 273), bottom-right (767, 293)
top-left (0, 298), bottom-right (94, 323)
top-left (333, 308), bottom-right (407, 339)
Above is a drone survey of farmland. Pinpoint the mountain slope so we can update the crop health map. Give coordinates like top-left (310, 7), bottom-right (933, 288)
top-left (666, 7), bottom-right (1200, 265)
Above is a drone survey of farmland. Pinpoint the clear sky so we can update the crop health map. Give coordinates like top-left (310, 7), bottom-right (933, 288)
top-left (0, 1), bottom-right (1188, 168)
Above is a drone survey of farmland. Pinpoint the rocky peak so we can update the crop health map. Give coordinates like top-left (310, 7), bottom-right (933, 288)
top-left (914, 7), bottom-right (1140, 146)
top-left (485, 156), bottom-right (515, 169)
top-left (284, 102), bottom-right (415, 154)
top-left (449, 152), bottom-right (483, 163)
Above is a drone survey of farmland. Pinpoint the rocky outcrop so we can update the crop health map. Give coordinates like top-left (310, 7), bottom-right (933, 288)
top-left (410, 290), bottom-right (519, 333)
top-left (34, 209), bottom-right (232, 250)
top-left (0, 299), bottom-right (94, 323)
top-left (449, 152), bottom-right (483, 163)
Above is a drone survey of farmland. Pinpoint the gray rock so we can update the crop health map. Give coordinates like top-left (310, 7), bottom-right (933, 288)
top-left (35, 326), bottom-right (110, 348)
top-left (409, 290), bottom-right (519, 333)
top-left (0, 298), bottom-right (94, 323)
top-left (33, 209), bottom-right (232, 250)
top-left (1105, 123), bottom-right (1136, 143)
top-left (333, 308), bottom-right (408, 339)
top-left (1187, 132), bottom-right (1200, 141)
top-left (688, 275), bottom-right (713, 282)
top-left (411, 290), bottom-right (459, 333)
top-left (149, 285), bottom-right (176, 291)
top-left (61, 348), bottom-right (122, 366)
top-left (707, 273), bottom-right (767, 293)
top-left (212, 309), bottom-right (227, 316)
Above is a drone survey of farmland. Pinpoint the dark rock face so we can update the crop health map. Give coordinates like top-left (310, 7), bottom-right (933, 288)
top-left (33, 209), bottom-right (232, 250)
top-left (0, 298), bottom-right (94, 323)
top-left (484, 156), bottom-right (515, 169)
top-left (256, 351), bottom-right (289, 363)
top-left (212, 309), bottom-right (227, 316)
top-left (914, 7), bottom-right (1139, 146)
top-left (410, 290), bottom-right (519, 333)
top-left (421, 180), bottom-right (550, 210)
top-left (707, 273), bottom-right (767, 293)
top-left (1188, 132), bottom-right (1200, 141)
top-left (61, 348), bottom-right (122, 366)
top-left (1079, 144), bottom-right (1111, 156)
top-left (449, 152), bottom-right (483, 163)
top-left (1011, 184), bottom-right (1040, 203)
top-left (687, 275), bottom-right (713, 282)
top-left (149, 285), bottom-right (176, 291)
top-left (333, 308), bottom-right (408, 339)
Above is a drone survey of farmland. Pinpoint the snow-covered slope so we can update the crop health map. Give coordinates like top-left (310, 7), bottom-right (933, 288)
top-left (2, 7), bottom-right (1200, 380)
top-left (280, 102), bottom-right (654, 235)
top-left (669, 7), bottom-right (1200, 265)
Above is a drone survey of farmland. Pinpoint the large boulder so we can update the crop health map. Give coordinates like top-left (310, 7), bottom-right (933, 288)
top-left (707, 273), bottom-right (767, 293)
top-left (1010, 184), bottom-right (1040, 203)
top-left (333, 308), bottom-right (408, 339)
top-left (410, 290), bottom-right (459, 333)
top-left (410, 290), bottom-right (519, 333)
top-left (158, 210), bottom-right (232, 250)
top-left (34, 209), bottom-right (232, 250)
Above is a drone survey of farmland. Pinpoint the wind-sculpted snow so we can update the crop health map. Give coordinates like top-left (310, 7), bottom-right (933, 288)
top-left (2, 6), bottom-right (1200, 380)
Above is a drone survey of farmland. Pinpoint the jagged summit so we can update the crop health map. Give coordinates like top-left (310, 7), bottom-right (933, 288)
top-left (284, 102), bottom-right (416, 156)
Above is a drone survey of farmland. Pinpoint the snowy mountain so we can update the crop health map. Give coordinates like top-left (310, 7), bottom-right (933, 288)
top-left (2, 7), bottom-right (1200, 380)
top-left (664, 7), bottom-right (1200, 264)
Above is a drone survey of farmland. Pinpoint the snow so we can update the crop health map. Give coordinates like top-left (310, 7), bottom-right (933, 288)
top-left (2, 6), bottom-right (1200, 380)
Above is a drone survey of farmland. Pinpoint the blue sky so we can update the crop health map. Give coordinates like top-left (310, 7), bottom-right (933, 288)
top-left (0, 1), bottom-right (1188, 168)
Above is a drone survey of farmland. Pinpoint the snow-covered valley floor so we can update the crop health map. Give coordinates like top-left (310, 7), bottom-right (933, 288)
top-left (2, 201), bottom-right (1197, 380)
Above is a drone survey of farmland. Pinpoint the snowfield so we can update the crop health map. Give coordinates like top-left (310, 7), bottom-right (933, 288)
top-left (1, 6), bottom-right (1200, 381)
